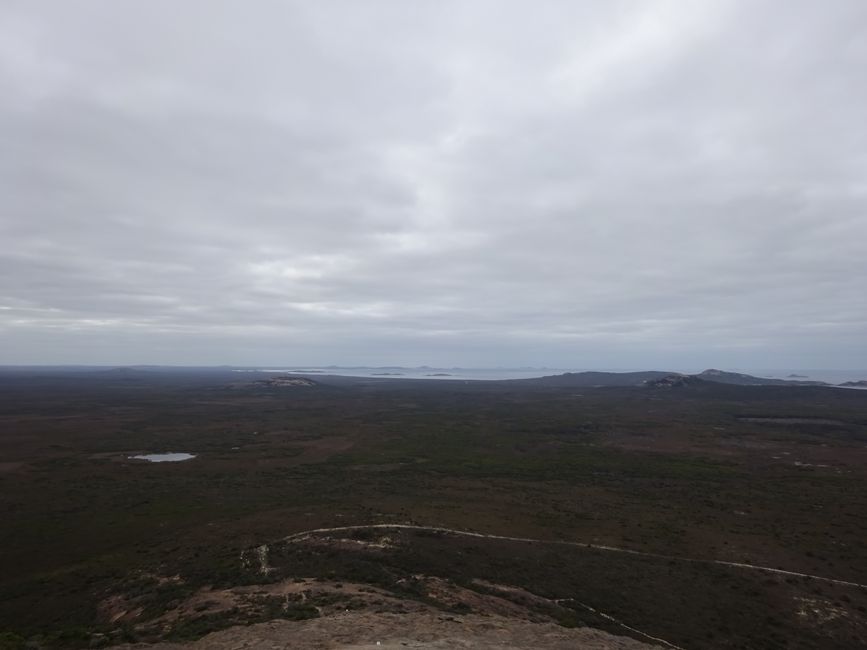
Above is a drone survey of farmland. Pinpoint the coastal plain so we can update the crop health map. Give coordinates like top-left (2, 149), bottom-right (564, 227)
top-left (1, 368), bottom-right (866, 648)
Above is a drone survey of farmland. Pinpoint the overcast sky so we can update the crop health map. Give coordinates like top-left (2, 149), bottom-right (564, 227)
top-left (1, 1), bottom-right (866, 369)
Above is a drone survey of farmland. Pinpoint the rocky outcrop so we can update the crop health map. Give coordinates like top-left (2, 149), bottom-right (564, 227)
top-left (644, 374), bottom-right (706, 389)
top-left (110, 611), bottom-right (665, 649)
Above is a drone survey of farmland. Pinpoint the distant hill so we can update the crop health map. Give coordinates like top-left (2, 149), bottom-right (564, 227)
top-left (519, 369), bottom-right (831, 388)
top-left (645, 374), bottom-right (709, 388)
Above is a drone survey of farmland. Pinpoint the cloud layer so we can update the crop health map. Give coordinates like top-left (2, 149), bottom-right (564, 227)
top-left (2, 1), bottom-right (866, 367)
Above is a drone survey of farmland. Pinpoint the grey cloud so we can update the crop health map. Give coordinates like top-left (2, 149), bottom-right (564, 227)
top-left (1, 0), bottom-right (866, 368)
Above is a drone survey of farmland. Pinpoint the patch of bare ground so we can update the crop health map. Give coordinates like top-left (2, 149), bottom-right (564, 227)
top-left (110, 611), bottom-right (663, 649)
top-left (102, 566), bottom-right (673, 648)
top-left (102, 577), bottom-right (424, 638)
top-left (795, 596), bottom-right (850, 625)
top-left (98, 594), bottom-right (144, 625)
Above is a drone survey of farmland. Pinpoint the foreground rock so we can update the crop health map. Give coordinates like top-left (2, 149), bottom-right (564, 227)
top-left (112, 611), bottom-right (663, 649)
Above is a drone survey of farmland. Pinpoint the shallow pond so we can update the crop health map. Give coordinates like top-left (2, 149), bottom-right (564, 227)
top-left (129, 452), bottom-right (196, 462)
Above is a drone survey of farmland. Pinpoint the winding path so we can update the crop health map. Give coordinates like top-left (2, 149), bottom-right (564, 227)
top-left (283, 523), bottom-right (867, 590)
top-left (278, 522), bottom-right (867, 649)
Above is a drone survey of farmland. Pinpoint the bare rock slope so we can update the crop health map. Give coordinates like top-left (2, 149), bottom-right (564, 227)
top-left (115, 611), bottom-right (663, 649)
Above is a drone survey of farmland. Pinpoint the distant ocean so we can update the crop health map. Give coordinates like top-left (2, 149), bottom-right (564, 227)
top-left (727, 369), bottom-right (867, 385)
top-left (250, 367), bottom-right (867, 385)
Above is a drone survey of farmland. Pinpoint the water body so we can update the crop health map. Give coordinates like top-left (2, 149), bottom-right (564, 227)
top-left (253, 367), bottom-right (581, 381)
top-left (247, 367), bottom-right (867, 384)
top-left (745, 369), bottom-right (867, 385)
top-left (130, 453), bottom-right (196, 463)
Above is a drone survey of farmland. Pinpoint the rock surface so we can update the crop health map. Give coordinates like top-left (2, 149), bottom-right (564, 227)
top-left (644, 374), bottom-right (705, 388)
top-left (112, 611), bottom-right (664, 649)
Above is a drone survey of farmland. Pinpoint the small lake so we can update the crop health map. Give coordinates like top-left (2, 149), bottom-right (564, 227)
top-left (130, 453), bottom-right (196, 463)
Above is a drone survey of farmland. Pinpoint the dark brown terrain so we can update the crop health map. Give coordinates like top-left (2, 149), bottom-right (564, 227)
top-left (1, 367), bottom-right (866, 648)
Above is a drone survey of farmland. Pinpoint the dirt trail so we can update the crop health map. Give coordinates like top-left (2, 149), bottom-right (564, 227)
top-left (283, 523), bottom-right (867, 589)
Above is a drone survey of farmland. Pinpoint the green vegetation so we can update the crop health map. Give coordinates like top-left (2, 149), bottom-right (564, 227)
top-left (1, 369), bottom-right (866, 647)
